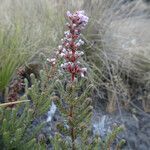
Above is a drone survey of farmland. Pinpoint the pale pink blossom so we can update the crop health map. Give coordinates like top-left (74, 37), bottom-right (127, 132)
top-left (47, 58), bottom-right (56, 65)
top-left (66, 11), bottom-right (72, 17)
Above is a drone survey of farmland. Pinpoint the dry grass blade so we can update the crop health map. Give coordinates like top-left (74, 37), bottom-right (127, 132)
top-left (0, 100), bottom-right (30, 107)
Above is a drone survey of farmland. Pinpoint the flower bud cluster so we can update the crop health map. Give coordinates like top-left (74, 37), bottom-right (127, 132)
top-left (7, 67), bottom-right (25, 108)
top-left (58, 10), bottom-right (89, 81)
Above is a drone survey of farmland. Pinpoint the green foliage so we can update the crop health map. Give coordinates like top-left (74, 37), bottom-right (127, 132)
top-left (99, 126), bottom-right (125, 150)
top-left (53, 79), bottom-right (96, 149)
top-left (53, 78), bottom-right (124, 150)
top-left (0, 48), bottom-right (23, 91)
top-left (0, 68), bottom-right (55, 149)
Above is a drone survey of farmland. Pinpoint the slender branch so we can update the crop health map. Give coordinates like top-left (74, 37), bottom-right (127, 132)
top-left (0, 100), bottom-right (30, 107)
top-left (69, 105), bottom-right (75, 150)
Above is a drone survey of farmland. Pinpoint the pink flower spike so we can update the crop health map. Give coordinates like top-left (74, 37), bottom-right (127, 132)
top-left (59, 10), bottom-right (88, 82)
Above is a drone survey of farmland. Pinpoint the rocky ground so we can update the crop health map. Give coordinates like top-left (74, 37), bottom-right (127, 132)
top-left (92, 107), bottom-right (150, 150)
top-left (88, 84), bottom-right (150, 150)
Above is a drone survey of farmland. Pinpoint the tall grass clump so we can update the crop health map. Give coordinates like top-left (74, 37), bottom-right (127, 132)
top-left (81, 0), bottom-right (150, 83)
top-left (76, 0), bottom-right (150, 112)
top-left (0, 0), bottom-right (65, 95)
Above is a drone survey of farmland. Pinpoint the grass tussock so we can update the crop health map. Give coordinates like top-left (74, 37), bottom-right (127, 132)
top-left (0, 0), bottom-right (65, 91)
top-left (83, 0), bottom-right (150, 83)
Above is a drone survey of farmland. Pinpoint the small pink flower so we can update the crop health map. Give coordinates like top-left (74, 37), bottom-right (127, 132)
top-left (58, 45), bottom-right (63, 50)
top-left (81, 67), bottom-right (87, 72)
top-left (66, 11), bottom-right (72, 17)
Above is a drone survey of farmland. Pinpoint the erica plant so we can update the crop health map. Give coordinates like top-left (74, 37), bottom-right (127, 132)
top-left (52, 10), bottom-right (101, 150)
top-left (52, 11), bottom-right (125, 150)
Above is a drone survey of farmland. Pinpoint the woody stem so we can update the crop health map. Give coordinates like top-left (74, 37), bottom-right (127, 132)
top-left (69, 105), bottom-right (75, 150)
